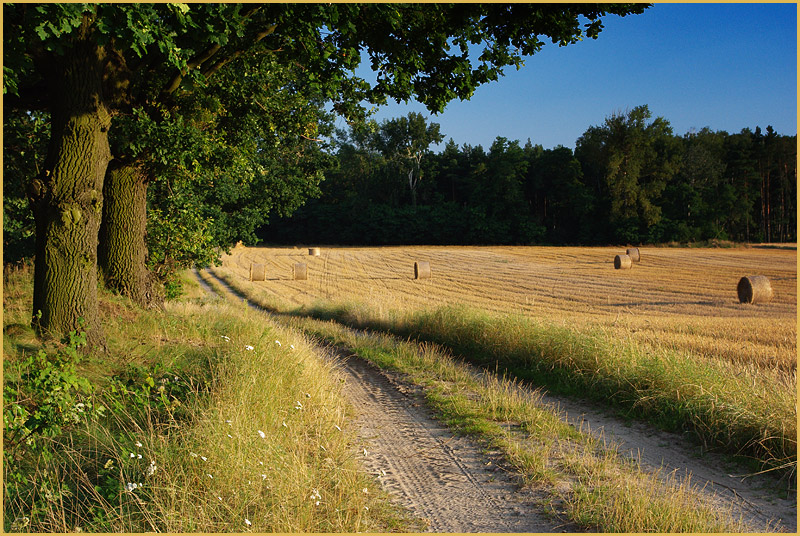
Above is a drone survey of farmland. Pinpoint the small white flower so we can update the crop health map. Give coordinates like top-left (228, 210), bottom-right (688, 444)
top-left (201, 456), bottom-right (208, 461)
top-left (218, 496), bottom-right (223, 501)
top-left (362, 488), bottom-right (369, 494)
top-left (190, 452), bottom-right (198, 458)
top-left (135, 441), bottom-right (143, 448)
top-left (261, 473), bottom-right (267, 480)
top-left (294, 401), bottom-right (303, 410)
top-left (244, 518), bottom-right (251, 526)
top-left (258, 461), bottom-right (264, 466)
top-left (305, 393), bottom-right (311, 398)
top-left (125, 482), bottom-right (138, 493)
top-left (227, 433), bottom-right (233, 438)
top-left (363, 448), bottom-right (369, 456)
top-left (364, 506), bottom-right (369, 511)
top-left (221, 335), bottom-right (230, 341)
top-left (245, 345), bottom-right (254, 351)
top-left (316, 500), bottom-right (320, 505)
top-left (290, 344), bottom-right (295, 350)
top-left (225, 419), bottom-right (232, 425)
top-left (258, 430), bottom-right (266, 438)
top-left (137, 454), bottom-right (143, 459)
top-left (207, 474), bottom-right (213, 479)
top-left (274, 340), bottom-right (281, 346)
top-left (334, 425), bottom-right (341, 432)
top-left (147, 461), bottom-right (157, 476)
top-left (129, 452), bottom-right (136, 458)
top-left (282, 421), bottom-right (287, 428)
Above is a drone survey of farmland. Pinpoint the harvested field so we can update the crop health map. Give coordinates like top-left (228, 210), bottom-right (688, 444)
top-left (220, 245), bottom-right (797, 372)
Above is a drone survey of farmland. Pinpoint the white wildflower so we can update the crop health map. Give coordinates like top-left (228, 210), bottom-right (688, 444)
top-left (125, 482), bottom-right (138, 493)
top-left (274, 340), bottom-right (281, 346)
top-left (218, 496), bottom-right (223, 501)
top-left (363, 448), bottom-right (369, 456)
top-left (207, 474), bottom-right (213, 479)
top-left (282, 421), bottom-right (287, 428)
top-left (244, 518), bottom-right (252, 526)
top-left (135, 441), bottom-right (143, 448)
top-left (261, 474), bottom-right (267, 480)
top-left (137, 454), bottom-right (143, 459)
top-left (258, 430), bottom-right (266, 439)
top-left (363, 488), bottom-right (369, 494)
top-left (227, 434), bottom-right (233, 438)
top-left (290, 344), bottom-right (295, 350)
top-left (294, 401), bottom-right (303, 410)
top-left (201, 456), bottom-right (208, 461)
top-left (129, 452), bottom-right (136, 458)
top-left (190, 452), bottom-right (198, 458)
top-left (245, 345), bottom-right (254, 351)
top-left (334, 425), bottom-right (341, 432)
top-left (305, 392), bottom-right (311, 398)
top-left (221, 335), bottom-right (230, 341)
top-left (147, 460), bottom-right (157, 476)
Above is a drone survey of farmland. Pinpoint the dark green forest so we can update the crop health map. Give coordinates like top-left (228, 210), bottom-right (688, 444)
top-left (263, 106), bottom-right (797, 246)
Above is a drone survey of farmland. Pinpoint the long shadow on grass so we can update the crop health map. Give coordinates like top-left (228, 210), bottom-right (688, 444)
top-left (200, 268), bottom-right (796, 484)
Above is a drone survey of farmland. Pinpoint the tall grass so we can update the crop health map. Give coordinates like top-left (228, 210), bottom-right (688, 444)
top-left (267, 302), bottom-right (758, 532)
top-left (3, 266), bottom-right (410, 532)
top-left (211, 267), bottom-right (797, 477)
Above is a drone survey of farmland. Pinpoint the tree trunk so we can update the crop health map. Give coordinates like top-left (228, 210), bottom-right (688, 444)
top-left (29, 23), bottom-right (110, 345)
top-left (98, 162), bottom-right (163, 308)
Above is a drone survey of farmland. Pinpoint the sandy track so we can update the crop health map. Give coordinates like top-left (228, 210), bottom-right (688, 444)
top-left (333, 350), bottom-right (568, 533)
top-left (196, 269), bottom-right (796, 532)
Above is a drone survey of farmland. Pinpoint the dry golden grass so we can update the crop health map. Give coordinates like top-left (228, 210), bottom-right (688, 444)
top-left (219, 245), bottom-right (796, 373)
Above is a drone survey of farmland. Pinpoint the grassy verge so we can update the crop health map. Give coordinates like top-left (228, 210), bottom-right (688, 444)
top-left (198, 269), bottom-right (758, 532)
top-left (210, 266), bottom-right (796, 479)
top-left (3, 265), bottom-right (412, 532)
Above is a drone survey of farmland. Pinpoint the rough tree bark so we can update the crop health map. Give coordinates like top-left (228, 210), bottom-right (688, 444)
top-left (98, 162), bottom-right (163, 308)
top-left (29, 19), bottom-right (111, 345)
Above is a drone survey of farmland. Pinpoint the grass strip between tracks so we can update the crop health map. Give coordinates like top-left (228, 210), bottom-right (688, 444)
top-left (199, 268), bottom-right (761, 532)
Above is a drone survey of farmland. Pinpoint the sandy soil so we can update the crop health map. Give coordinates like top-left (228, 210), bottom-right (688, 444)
top-left (197, 269), bottom-right (796, 533)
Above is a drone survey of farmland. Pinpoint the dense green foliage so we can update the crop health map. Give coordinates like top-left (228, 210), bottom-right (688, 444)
top-left (3, 2), bottom-right (649, 337)
top-left (264, 107), bottom-right (796, 245)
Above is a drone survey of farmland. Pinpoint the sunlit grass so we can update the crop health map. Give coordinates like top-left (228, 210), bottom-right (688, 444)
top-left (210, 265), bottom-right (796, 476)
top-left (3, 265), bottom-right (411, 532)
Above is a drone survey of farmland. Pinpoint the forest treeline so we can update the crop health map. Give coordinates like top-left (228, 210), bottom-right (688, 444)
top-left (263, 105), bottom-right (796, 246)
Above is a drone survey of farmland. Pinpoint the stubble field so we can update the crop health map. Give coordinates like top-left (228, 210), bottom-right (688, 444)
top-left (220, 244), bottom-right (797, 374)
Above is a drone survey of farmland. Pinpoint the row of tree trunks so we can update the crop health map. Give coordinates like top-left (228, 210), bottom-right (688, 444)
top-left (28, 18), bottom-right (160, 345)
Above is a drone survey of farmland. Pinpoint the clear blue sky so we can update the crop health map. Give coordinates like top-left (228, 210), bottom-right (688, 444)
top-left (344, 3), bottom-right (797, 151)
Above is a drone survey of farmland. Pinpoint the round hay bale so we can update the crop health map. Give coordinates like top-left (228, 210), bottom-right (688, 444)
top-left (414, 261), bottom-right (431, 280)
top-left (309, 247), bottom-right (320, 256)
top-left (250, 263), bottom-right (266, 281)
top-left (626, 247), bottom-right (640, 262)
top-left (737, 275), bottom-right (773, 304)
top-left (293, 262), bottom-right (308, 281)
top-left (614, 254), bottom-right (632, 270)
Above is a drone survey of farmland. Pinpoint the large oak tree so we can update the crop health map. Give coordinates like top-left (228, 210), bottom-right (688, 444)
top-left (4, 3), bottom-right (649, 344)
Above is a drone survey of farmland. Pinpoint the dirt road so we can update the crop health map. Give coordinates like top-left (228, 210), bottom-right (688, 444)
top-left (197, 269), bottom-right (796, 532)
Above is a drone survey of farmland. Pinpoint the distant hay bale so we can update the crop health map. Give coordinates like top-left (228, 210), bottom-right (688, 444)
top-left (308, 247), bottom-right (321, 256)
top-left (626, 247), bottom-right (640, 262)
top-left (414, 261), bottom-right (431, 279)
top-left (614, 254), bottom-right (632, 270)
top-left (737, 275), bottom-right (773, 304)
top-left (250, 263), bottom-right (266, 281)
top-left (293, 262), bottom-right (308, 280)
